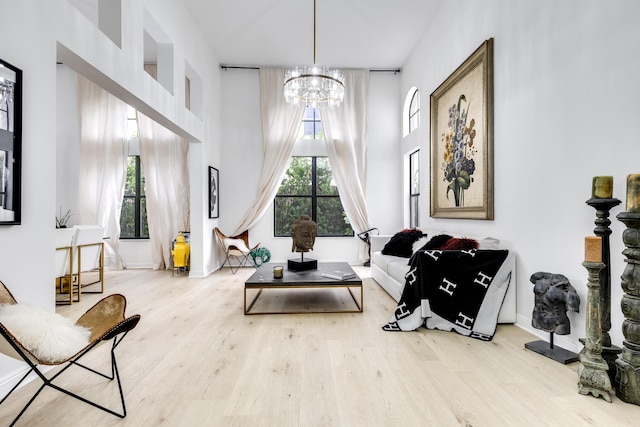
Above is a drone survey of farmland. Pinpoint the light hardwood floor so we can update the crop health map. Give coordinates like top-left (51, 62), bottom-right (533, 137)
top-left (2, 266), bottom-right (638, 426)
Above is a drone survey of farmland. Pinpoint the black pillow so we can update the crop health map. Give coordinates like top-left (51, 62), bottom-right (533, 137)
top-left (418, 234), bottom-right (453, 251)
top-left (382, 229), bottom-right (426, 258)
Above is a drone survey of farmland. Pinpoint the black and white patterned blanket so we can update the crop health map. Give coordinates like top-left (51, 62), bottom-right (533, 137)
top-left (383, 249), bottom-right (511, 341)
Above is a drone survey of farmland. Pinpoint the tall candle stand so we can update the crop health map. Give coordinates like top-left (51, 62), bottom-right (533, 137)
top-left (615, 211), bottom-right (640, 405)
top-left (578, 260), bottom-right (612, 402)
top-left (585, 197), bottom-right (622, 381)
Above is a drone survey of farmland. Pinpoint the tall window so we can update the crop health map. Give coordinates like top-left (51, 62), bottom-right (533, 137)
top-left (299, 106), bottom-right (323, 139)
top-left (403, 87), bottom-right (420, 137)
top-left (121, 156), bottom-right (148, 238)
top-left (120, 106), bottom-right (149, 239)
top-left (408, 90), bottom-right (420, 133)
top-left (274, 106), bottom-right (352, 237)
top-left (275, 157), bottom-right (352, 237)
top-left (409, 150), bottom-right (420, 228)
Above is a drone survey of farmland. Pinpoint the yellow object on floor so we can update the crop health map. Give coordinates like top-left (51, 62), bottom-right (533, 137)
top-left (171, 232), bottom-right (190, 275)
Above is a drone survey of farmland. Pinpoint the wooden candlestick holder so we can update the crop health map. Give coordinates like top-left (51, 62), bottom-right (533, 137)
top-left (578, 261), bottom-right (612, 402)
top-left (585, 197), bottom-right (622, 382)
top-left (614, 211), bottom-right (640, 405)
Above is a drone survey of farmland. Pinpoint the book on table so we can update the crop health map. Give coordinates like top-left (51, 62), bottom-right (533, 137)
top-left (321, 270), bottom-right (356, 280)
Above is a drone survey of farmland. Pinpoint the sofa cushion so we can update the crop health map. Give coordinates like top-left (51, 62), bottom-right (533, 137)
top-left (478, 237), bottom-right (500, 250)
top-left (418, 234), bottom-right (453, 251)
top-left (382, 228), bottom-right (426, 258)
top-left (387, 260), bottom-right (412, 284)
top-left (412, 236), bottom-right (431, 253)
top-left (371, 251), bottom-right (401, 272)
top-left (440, 237), bottom-right (479, 250)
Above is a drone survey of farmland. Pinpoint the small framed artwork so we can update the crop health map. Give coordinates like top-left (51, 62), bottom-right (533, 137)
top-left (430, 38), bottom-right (494, 220)
top-left (208, 166), bottom-right (219, 218)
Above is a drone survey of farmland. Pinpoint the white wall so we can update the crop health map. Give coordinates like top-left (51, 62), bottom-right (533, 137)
top-left (1, 0), bottom-right (222, 394)
top-left (0, 0), bottom-right (58, 390)
top-left (220, 69), bottom-right (403, 265)
top-left (54, 0), bottom-right (223, 275)
top-left (400, 0), bottom-right (640, 353)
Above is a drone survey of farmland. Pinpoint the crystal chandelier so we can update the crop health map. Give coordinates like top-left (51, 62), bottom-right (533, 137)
top-left (284, 0), bottom-right (345, 108)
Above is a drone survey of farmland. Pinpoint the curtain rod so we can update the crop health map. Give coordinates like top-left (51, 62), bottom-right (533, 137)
top-left (220, 65), bottom-right (400, 74)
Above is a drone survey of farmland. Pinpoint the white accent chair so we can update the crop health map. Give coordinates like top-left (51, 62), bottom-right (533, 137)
top-left (73, 225), bottom-right (105, 297)
top-left (55, 227), bottom-right (78, 305)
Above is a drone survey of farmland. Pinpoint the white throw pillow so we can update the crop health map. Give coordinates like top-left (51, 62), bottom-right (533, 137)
top-left (479, 237), bottom-right (500, 250)
top-left (0, 304), bottom-right (90, 363)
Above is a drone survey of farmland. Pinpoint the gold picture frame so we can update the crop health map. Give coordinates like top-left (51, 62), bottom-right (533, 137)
top-left (430, 38), bottom-right (494, 220)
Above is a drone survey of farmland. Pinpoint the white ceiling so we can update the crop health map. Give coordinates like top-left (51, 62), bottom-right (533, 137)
top-left (182, 0), bottom-right (445, 70)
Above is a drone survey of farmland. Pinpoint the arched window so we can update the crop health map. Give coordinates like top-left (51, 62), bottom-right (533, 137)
top-left (403, 87), bottom-right (420, 137)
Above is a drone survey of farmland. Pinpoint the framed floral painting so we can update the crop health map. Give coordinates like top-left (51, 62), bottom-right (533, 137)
top-left (430, 38), bottom-right (494, 220)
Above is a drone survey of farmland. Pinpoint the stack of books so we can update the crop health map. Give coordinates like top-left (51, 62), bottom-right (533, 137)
top-left (321, 270), bottom-right (357, 280)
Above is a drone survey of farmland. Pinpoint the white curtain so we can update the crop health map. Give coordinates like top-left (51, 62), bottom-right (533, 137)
top-left (320, 70), bottom-right (372, 261)
top-left (232, 68), bottom-right (305, 235)
top-left (76, 75), bottom-right (128, 269)
top-left (137, 113), bottom-right (190, 270)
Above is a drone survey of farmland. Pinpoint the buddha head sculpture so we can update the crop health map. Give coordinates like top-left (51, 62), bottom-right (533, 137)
top-left (291, 214), bottom-right (317, 253)
top-left (530, 271), bottom-right (580, 335)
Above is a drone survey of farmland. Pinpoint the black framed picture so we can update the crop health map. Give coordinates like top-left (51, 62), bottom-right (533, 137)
top-left (208, 166), bottom-right (219, 218)
top-left (0, 58), bottom-right (22, 225)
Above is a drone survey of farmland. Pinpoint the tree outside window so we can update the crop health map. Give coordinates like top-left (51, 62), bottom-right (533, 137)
top-left (275, 156), bottom-right (353, 237)
top-left (120, 155), bottom-right (149, 238)
top-left (120, 106), bottom-right (149, 239)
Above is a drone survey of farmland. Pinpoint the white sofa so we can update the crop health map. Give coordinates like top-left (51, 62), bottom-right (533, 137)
top-left (370, 229), bottom-right (517, 324)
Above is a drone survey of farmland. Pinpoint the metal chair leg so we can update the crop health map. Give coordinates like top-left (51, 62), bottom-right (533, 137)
top-left (1, 335), bottom-right (129, 426)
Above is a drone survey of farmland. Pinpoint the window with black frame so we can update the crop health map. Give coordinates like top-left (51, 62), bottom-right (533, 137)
top-left (274, 106), bottom-right (353, 237)
top-left (120, 106), bottom-right (149, 239)
top-left (120, 155), bottom-right (148, 239)
top-left (410, 149), bottom-right (420, 228)
top-left (275, 157), bottom-right (353, 237)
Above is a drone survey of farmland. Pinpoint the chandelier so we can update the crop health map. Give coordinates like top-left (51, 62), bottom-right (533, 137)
top-left (284, 0), bottom-right (345, 108)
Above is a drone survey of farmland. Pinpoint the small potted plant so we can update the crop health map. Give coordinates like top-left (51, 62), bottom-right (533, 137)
top-left (56, 207), bottom-right (73, 228)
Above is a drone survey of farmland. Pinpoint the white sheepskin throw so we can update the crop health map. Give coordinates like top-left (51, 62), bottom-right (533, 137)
top-left (0, 304), bottom-right (90, 363)
top-left (224, 237), bottom-right (250, 253)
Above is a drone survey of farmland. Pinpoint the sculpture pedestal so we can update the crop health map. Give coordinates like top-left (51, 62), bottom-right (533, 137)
top-left (525, 337), bottom-right (579, 364)
top-left (287, 258), bottom-right (317, 272)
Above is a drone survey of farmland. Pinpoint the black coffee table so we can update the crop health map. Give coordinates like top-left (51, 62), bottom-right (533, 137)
top-left (244, 262), bottom-right (363, 314)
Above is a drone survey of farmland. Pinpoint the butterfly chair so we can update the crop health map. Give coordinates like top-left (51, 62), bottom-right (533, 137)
top-left (214, 227), bottom-right (260, 274)
top-left (0, 281), bottom-right (140, 426)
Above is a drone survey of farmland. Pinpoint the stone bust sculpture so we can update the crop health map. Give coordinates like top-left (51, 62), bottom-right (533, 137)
top-left (291, 214), bottom-right (317, 253)
top-left (530, 271), bottom-right (580, 335)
